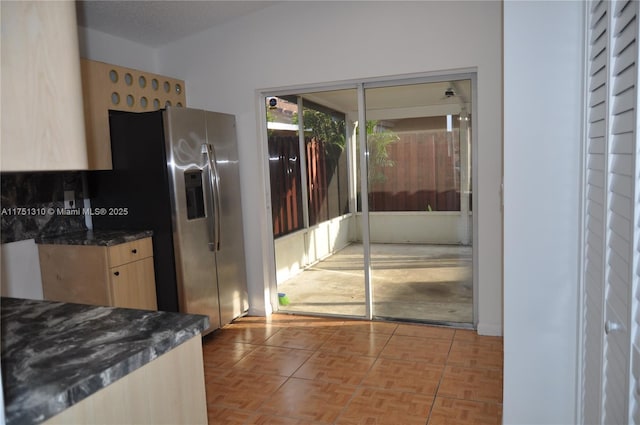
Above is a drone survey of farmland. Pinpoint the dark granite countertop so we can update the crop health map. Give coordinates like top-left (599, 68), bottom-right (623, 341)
top-left (1, 297), bottom-right (209, 425)
top-left (34, 229), bottom-right (153, 246)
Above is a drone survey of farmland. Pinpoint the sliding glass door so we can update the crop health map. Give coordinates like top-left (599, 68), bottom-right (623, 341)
top-left (363, 79), bottom-right (473, 324)
top-left (263, 74), bottom-right (475, 325)
top-left (265, 88), bottom-right (367, 317)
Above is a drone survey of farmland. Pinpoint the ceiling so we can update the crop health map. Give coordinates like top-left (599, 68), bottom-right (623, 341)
top-left (76, 1), bottom-right (278, 47)
top-left (76, 1), bottom-right (471, 115)
top-left (300, 80), bottom-right (472, 119)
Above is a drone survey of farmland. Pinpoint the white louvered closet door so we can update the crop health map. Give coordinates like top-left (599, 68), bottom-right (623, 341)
top-left (583, 1), bottom-right (608, 422)
top-left (582, 1), bottom-right (639, 424)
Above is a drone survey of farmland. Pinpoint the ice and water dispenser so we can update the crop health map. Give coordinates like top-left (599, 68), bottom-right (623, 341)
top-left (184, 170), bottom-right (205, 220)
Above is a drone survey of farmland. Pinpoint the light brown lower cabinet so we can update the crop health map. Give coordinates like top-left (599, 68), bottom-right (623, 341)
top-left (43, 335), bottom-right (207, 425)
top-left (38, 237), bottom-right (158, 310)
top-left (109, 257), bottom-right (157, 310)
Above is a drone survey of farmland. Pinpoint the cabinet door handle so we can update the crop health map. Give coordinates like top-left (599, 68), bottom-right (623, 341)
top-left (114, 271), bottom-right (120, 276)
top-left (131, 249), bottom-right (137, 254)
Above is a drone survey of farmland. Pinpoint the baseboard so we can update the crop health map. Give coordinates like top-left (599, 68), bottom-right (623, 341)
top-left (477, 322), bottom-right (503, 336)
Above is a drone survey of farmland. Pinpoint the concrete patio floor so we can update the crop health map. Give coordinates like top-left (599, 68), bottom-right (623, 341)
top-left (276, 243), bottom-right (473, 325)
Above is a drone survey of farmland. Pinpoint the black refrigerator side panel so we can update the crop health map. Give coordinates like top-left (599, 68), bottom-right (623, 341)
top-left (89, 110), bottom-right (179, 312)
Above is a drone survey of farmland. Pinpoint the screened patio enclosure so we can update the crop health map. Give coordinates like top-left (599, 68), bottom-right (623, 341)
top-left (264, 76), bottom-right (475, 325)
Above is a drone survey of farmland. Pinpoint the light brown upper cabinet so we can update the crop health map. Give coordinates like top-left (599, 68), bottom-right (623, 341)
top-left (1, 1), bottom-right (88, 172)
top-left (80, 60), bottom-right (187, 169)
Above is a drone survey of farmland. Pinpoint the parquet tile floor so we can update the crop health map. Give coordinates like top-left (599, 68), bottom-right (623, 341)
top-left (203, 314), bottom-right (503, 425)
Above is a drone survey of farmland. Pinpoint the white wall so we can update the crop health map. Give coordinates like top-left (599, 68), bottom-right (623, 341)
top-left (503, 1), bottom-right (583, 423)
top-left (1, 239), bottom-right (44, 300)
top-left (361, 213), bottom-right (472, 245)
top-left (275, 215), bottom-right (352, 284)
top-left (154, 1), bottom-right (503, 330)
top-left (77, 26), bottom-right (158, 72)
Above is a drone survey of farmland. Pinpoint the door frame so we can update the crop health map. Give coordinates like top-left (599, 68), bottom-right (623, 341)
top-left (258, 69), bottom-right (479, 327)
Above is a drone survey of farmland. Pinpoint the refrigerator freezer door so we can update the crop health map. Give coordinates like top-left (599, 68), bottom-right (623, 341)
top-left (164, 107), bottom-right (221, 331)
top-left (205, 112), bottom-right (249, 324)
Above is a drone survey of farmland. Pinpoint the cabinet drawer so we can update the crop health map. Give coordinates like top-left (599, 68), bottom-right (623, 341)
top-left (108, 237), bottom-right (153, 266)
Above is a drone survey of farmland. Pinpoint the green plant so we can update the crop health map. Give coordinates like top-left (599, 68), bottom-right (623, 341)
top-left (364, 121), bottom-right (398, 185)
top-left (293, 108), bottom-right (346, 152)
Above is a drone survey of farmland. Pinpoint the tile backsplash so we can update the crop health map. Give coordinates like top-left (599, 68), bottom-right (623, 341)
top-left (1, 172), bottom-right (88, 244)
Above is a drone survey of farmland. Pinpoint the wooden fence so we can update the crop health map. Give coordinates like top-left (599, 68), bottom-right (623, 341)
top-left (369, 130), bottom-right (461, 212)
top-left (306, 138), bottom-right (328, 227)
top-left (269, 129), bottom-right (462, 237)
top-left (268, 135), bottom-right (302, 237)
top-left (269, 135), bottom-right (349, 237)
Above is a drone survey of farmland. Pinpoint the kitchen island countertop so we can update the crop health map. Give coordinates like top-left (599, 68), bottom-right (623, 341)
top-left (1, 297), bottom-right (209, 425)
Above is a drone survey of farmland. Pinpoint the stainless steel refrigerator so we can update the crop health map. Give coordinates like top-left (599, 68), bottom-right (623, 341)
top-left (90, 107), bottom-right (248, 331)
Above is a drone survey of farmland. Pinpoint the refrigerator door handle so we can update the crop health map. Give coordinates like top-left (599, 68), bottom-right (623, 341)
top-left (203, 143), bottom-right (221, 251)
top-left (210, 144), bottom-right (222, 251)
